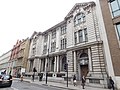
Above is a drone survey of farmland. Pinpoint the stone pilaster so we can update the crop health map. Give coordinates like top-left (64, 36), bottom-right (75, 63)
top-left (56, 56), bottom-right (59, 72)
top-left (73, 51), bottom-right (77, 72)
top-left (45, 58), bottom-right (48, 72)
top-left (54, 56), bottom-right (57, 72)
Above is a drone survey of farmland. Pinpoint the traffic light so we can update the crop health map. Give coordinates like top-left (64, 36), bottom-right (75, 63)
top-left (64, 63), bottom-right (68, 71)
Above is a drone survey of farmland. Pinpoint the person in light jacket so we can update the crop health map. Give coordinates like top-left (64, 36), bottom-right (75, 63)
top-left (81, 75), bottom-right (86, 89)
top-left (73, 75), bottom-right (77, 86)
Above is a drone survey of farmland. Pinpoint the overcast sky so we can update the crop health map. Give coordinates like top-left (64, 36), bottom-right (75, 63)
top-left (0, 0), bottom-right (96, 55)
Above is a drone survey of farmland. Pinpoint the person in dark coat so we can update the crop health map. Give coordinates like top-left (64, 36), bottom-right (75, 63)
top-left (109, 76), bottom-right (115, 90)
top-left (73, 75), bottom-right (77, 86)
top-left (81, 75), bottom-right (86, 89)
top-left (32, 67), bottom-right (37, 82)
top-left (32, 73), bottom-right (35, 82)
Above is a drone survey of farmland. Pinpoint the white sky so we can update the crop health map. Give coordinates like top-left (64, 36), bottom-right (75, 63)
top-left (0, 0), bottom-right (96, 55)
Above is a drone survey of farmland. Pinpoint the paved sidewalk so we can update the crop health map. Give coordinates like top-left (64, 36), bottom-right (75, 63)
top-left (13, 77), bottom-right (110, 90)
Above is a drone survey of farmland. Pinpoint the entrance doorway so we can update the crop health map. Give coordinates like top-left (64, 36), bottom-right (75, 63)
top-left (79, 53), bottom-right (89, 78)
top-left (80, 65), bottom-right (88, 77)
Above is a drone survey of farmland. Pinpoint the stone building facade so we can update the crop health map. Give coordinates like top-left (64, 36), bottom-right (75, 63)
top-left (96, 0), bottom-right (120, 89)
top-left (26, 1), bottom-right (108, 88)
top-left (8, 38), bottom-right (30, 77)
top-left (0, 50), bottom-right (11, 74)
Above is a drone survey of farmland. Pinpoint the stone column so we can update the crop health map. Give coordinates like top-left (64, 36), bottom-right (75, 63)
top-left (36, 58), bottom-right (39, 72)
top-left (60, 56), bottom-right (62, 71)
top-left (88, 48), bottom-right (92, 71)
top-left (27, 60), bottom-right (30, 72)
top-left (73, 51), bottom-right (77, 72)
top-left (39, 59), bottom-right (41, 72)
top-left (45, 58), bottom-right (48, 72)
top-left (56, 56), bottom-right (59, 72)
top-left (54, 56), bottom-right (57, 72)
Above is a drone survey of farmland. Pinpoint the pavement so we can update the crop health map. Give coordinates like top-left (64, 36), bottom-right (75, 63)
top-left (13, 77), bottom-right (110, 90)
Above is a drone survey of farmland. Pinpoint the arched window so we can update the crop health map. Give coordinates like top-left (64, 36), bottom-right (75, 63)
top-left (74, 13), bottom-right (85, 26)
top-left (79, 53), bottom-right (88, 65)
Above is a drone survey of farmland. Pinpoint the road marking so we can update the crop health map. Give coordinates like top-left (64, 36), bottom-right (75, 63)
top-left (11, 87), bottom-right (19, 90)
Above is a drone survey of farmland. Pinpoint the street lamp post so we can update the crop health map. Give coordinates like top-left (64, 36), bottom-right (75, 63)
top-left (46, 48), bottom-right (49, 84)
top-left (66, 63), bottom-right (68, 87)
top-left (46, 35), bottom-right (50, 84)
top-left (46, 56), bottom-right (49, 84)
top-left (64, 63), bottom-right (68, 87)
top-left (45, 70), bottom-right (48, 84)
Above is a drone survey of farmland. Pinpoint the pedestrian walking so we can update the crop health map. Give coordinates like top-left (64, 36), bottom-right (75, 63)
top-left (81, 75), bottom-right (86, 89)
top-left (73, 75), bottom-right (77, 86)
top-left (20, 74), bottom-right (23, 82)
top-left (32, 67), bottom-right (37, 82)
top-left (109, 76), bottom-right (115, 90)
top-left (32, 73), bottom-right (35, 82)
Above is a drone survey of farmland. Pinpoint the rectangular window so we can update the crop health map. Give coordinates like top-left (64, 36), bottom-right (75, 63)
top-left (110, 0), bottom-right (120, 17)
top-left (78, 30), bottom-right (83, 43)
top-left (61, 40), bottom-right (63, 50)
top-left (61, 38), bottom-right (67, 49)
top-left (51, 41), bottom-right (56, 52)
top-left (33, 37), bottom-right (37, 45)
top-left (65, 38), bottom-right (67, 49)
top-left (116, 23), bottom-right (120, 39)
top-left (78, 14), bottom-right (81, 24)
top-left (84, 28), bottom-right (88, 42)
top-left (32, 47), bottom-right (36, 56)
top-left (43, 45), bottom-right (47, 54)
top-left (61, 25), bottom-right (66, 35)
top-left (118, 0), bottom-right (120, 6)
top-left (52, 30), bottom-right (56, 39)
top-left (74, 32), bottom-right (77, 44)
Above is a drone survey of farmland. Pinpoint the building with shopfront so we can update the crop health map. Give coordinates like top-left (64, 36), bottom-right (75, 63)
top-left (26, 1), bottom-right (109, 88)
top-left (8, 38), bottom-right (30, 77)
top-left (96, 0), bottom-right (120, 89)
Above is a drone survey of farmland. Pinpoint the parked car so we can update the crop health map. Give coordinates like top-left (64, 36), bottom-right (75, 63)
top-left (0, 72), bottom-right (12, 87)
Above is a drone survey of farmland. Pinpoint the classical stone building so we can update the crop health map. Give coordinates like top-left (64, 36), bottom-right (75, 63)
top-left (96, 0), bottom-right (120, 89)
top-left (26, 1), bottom-right (108, 88)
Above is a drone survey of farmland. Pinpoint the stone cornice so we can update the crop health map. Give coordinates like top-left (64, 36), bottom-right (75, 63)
top-left (66, 41), bottom-right (103, 51)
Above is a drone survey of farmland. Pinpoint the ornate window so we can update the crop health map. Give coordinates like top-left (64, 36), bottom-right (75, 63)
top-left (51, 41), bottom-right (56, 52)
top-left (52, 30), bottom-right (56, 39)
top-left (74, 13), bottom-right (86, 26)
top-left (33, 36), bottom-right (37, 45)
top-left (84, 28), bottom-right (88, 42)
top-left (43, 45), bottom-right (47, 54)
top-left (79, 53), bottom-right (88, 65)
top-left (78, 30), bottom-right (83, 43)
top-left (75, 28), bottom-right (88, 44)
top-left (61, 38), bottom-right (67, 50)
top-left (61, 25), bottom-right (66, 35)
top-left (32, 47), bottom-right (36, 56)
